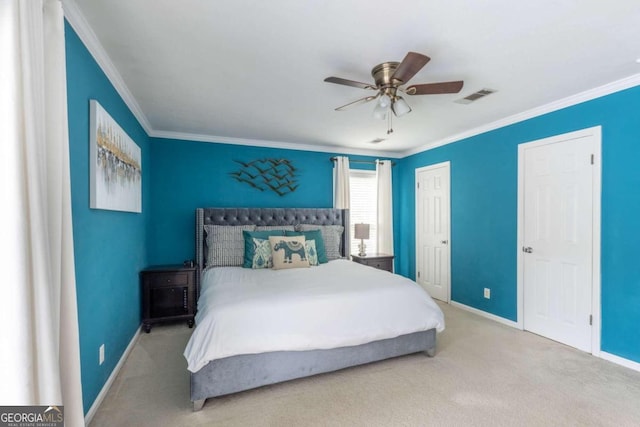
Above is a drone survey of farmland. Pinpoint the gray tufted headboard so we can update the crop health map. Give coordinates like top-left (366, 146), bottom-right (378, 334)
top-left (195, 207), bottom-right (350, 295)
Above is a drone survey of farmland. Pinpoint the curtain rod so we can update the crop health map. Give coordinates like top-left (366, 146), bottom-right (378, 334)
top-left (329, 157), bottom-right (396, 166)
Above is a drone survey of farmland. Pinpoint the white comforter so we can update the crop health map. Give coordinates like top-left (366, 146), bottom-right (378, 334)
top-left (184, 259), bottom-right (445, 373)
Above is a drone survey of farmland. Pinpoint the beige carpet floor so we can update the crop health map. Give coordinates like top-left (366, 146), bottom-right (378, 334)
top-left (89, 302), bottom-right (640, 426)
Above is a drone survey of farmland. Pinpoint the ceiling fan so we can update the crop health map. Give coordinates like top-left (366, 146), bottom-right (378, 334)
top-left (324, 52), bottom-right (463, 133)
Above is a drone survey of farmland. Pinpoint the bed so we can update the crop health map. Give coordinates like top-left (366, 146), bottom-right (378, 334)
top-left (186, 207), bottom-right (445, 411)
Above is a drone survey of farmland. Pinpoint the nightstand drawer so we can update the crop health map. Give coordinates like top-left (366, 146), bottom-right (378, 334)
top-left (351, 254), bottom-right (394, 273)
top-left (364, 259), bottom-right (392, 271)
top-left (145, 272), bottom-right (190, 287)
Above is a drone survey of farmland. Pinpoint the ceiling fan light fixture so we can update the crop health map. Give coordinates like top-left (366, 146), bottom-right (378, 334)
top-left (372, 102), bottom-right (388, 120)
top-left (392, 96), bottom-right (411, 117)
top-left (378, 94), bottom-right (391, 108)
top-left (324, 51), bottom-right (464, 128)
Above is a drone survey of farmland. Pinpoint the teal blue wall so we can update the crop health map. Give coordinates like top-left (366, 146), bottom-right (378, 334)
top-left (65, 23), bottom-right (151, 413)
top-left (396, 85), bottom-right (640, 363)
top-left (147, 138), bottom-right (380, 264)
top-left (65, 21), bottom-right (382, 413)
top-left (66, 15), bottom-right (640, 413)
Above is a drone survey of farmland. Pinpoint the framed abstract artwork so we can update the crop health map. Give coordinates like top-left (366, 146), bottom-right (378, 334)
top-left (89, 100), bottom-right (142, 213)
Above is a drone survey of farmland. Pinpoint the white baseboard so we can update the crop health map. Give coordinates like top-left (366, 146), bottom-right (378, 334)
top-left (449, 300), bottom-right (521, 329)
top-left (449, 301), bottom-right (640, 374)
top-left (599, 351), bottom-right (640, 373)
top-left (85, 326), bottom-right (141, 426)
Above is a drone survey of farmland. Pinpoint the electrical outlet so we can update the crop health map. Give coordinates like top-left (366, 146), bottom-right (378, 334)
top-left (99, 344), bottom-right (105, 365)
top-left (484, 288), bottom-right (491, 299)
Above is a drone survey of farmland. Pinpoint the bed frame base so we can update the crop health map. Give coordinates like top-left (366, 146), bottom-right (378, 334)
top-left (192, 208), bottom-right (438, 411)
top-left (193, 399), bottom-right (205, 411)
top-left (190, 328), bottom-right (436, 411)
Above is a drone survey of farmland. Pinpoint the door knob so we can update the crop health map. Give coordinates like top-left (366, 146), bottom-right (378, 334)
top-left (441, 240), bottom-right (448, 245)
top-left (522, 246), bottom-right (533, 253)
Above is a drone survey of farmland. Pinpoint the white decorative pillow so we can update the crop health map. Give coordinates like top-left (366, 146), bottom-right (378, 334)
top-left (269, 235), bottom-right (310, 270)
top-left (204, 224), bottom-right (256, 267)
top-left (251, 238), bottom-right (273, 269)
top-left (305, 239), bottom-right (319, 266)
top-left (296, 224), bottom-right (344, 260)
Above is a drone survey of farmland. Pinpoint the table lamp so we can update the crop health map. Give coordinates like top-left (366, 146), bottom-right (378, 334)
top-left (354, 223), bottom-right (370, 257)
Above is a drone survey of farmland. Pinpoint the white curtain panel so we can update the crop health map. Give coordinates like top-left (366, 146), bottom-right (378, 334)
top-left (0, 1), bottom-right (84, 425)
top-left (333, 156), bottom-right (350, 209)
top-left (376, 160), bottom-right (394, 256)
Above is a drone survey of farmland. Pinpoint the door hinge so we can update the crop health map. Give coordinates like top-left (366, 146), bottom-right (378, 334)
top-left (417, 182), bottom-right (420, 189)
top-left (589, 314), bottom-right (593, 325)
top-left (418, 271), bottom-right (421, 278)
top-left (590, 154), bottom-right (594, 165)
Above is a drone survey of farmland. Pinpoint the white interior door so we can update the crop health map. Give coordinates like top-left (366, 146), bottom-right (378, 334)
top-left (521, 133), bottom-right (595, 352)
top-left (416, 162), bottom-right (450, 302)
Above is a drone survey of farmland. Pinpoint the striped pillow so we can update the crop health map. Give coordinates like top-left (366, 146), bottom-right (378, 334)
top-left (255, 225), bottom-right (295, 231)
top-left (204, 225), bottom-right (256, 267)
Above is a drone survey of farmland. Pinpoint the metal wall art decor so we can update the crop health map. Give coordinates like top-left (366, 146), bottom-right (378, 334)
top-left (89, 100), bottom-right (142, 213)
top-left (230, 158), bottom-right (299, 196)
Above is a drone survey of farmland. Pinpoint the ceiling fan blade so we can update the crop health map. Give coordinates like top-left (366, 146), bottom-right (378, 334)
top-left (334, 95), bottom-right (378, 111)
top-left (391, 52), bottom-right (430, 84)
top-left (324, 76), bottom-right (376, 90)
top-left (405, 81), bottom-right (464, 95)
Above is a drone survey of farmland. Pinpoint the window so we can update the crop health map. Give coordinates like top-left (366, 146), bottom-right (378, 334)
top-left (349, 169), bottom-right (377, 254)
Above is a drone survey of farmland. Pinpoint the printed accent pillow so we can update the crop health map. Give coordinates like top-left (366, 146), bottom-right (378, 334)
top-left (242, 230), bottom-right (288, 268)
top-left (305, 239), bottom-right (319, 266)
top-left (251, 238), bottom-right (273, 269)
top-left (269, 235), bottom-right (310, 270)
top-left (296, 224), bottom-right (344, 260)
top-left (286, 229), bottom-right (327, 263)
top-left (205, 224), bottom-right (256, 267)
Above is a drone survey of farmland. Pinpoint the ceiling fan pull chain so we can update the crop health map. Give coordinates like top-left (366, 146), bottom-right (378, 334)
top-left (387, 113), bottom-right (394, 135)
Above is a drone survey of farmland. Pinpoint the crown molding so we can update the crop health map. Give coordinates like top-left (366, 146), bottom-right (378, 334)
top-left (60, 0), bottom-right (401, 158)
top-left (149, 130), bottom-right (404, 158)
top-left (62, 0), bottom-right (153, 134)
top-left (401, 73), bottom-right (640, 158)
top-left (60, 0), bottom-right (639, 160)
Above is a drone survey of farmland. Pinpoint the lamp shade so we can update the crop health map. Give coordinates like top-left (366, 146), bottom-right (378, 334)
top-left (354, 223), bottom-right (370, 239)
top-left (372, 103), bottom-right (388, 120)
top-left (378, 94), bottom-right (391, 108)
top-left (392, 96), bottom-right (411, 117)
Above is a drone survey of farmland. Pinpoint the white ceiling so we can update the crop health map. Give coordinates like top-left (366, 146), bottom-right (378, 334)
top-left (66, 0), bottom-right (640, 157)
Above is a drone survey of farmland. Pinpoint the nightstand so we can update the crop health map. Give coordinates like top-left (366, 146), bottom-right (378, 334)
top-left (351, 253), bottom-right (394, 272)
top-left (140, 265), bottom-right (196, 333)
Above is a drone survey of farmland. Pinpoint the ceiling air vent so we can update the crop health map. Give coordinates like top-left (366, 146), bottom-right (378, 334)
top-left (454, 88), bottom-right (496, 104)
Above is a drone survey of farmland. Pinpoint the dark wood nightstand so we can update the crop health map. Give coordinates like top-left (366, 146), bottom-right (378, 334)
top-left (140, 265), bottom-right (196, 333)
top-left (351, 253), bottom-right (394, 272)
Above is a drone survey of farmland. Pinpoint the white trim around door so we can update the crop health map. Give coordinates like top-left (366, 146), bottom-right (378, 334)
top-left (415, 161), bottom-right (451, 303)
top-left (516, 126), bottom-right (602, 356)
